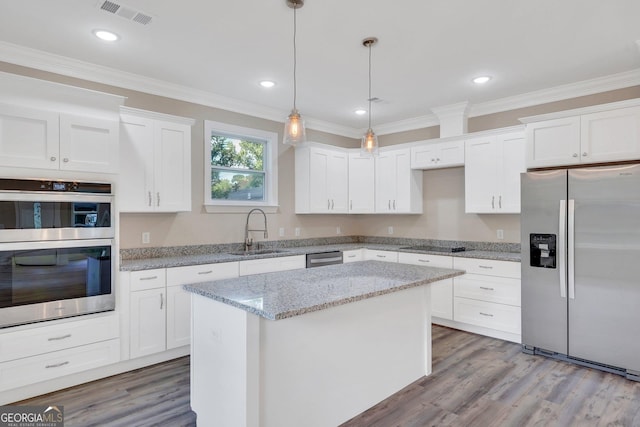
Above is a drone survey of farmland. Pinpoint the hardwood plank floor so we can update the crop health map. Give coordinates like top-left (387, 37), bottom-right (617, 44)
top-left (15, 326), bottom-right (640, 426)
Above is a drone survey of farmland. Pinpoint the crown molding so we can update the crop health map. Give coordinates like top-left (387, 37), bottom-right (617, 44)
top-left (1, 41), bottom-right (640, 139)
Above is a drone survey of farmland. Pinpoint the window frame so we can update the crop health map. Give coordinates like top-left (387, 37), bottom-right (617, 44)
top-left (204, 120), bottom-right (278, 213)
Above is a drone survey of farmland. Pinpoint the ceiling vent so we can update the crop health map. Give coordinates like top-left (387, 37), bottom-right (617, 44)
top-left (98, 0), bottom-right (153, 25)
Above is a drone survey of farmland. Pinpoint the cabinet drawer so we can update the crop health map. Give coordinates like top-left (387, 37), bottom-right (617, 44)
top-left (453, 257), bottom-right (520, 278)
top-left (130, 268), bottom-right (166, 291)
top-left (0, 339), bottom-right (120, 392)
top-left (166, 262), bottom-right (239, 286)
top-left (342, 249), bottom-right (364, 263)
top-left (398, 252), bottom-right (453, 268)
top-left (0, 314), bottom-right (119, 363)
top-left (365, 250), bottom-right (398, 262)
top-left (239, 255), bottom-right (306, 276)
top-left (454, 297), bottom-right (521, 334)
top-left (454, 274), bottom-right (520, 306)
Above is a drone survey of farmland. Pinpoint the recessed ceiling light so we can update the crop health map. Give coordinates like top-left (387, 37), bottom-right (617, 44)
top-left (472, 76), bottom-right (492, 85)
top-left (355, 109), bottom-right (367, 115)
top-left (93, 29), bottom-right (120, 42)
top-left (259, 80), bottom-right (276, 88)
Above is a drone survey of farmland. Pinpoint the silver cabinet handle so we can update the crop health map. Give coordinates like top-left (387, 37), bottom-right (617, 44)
top-left (63, 158), bottom-right (69, 163)
top-left (582, 152), bottom-right (588, 157)
top-left (388, 200), bottom-right (391, 210)
top-left (148, 191), bottom-right (152, 207)
top-left (350, 200), bottom-right (352, 210)
top-left (431, 158), bottom-right (436, 163)
top-left (328, 199), bottom-right (331, 210)
top-left (568, 199), bottom-right (576, 299)
top-left (479, 312), bottom-right (494, 317)
top-left (478, 265), bottom-right (493, 269)
top-left (160, 293), bottom-right (164, 309)
top-left (492, 196), bottom-right (495, 209)
top-left (48, 334), bottom-right (71, 341)
top-left (499, 195), bottom-right (502, 209)
top-left (376, 254), bottom-right (386, 259)
top-left (46, 361), bottom-right (69, 369)
top-left (558, 199), bottom-right (567, 298)
top-left (347, 254), bottom-right (357, 258)
top-left (50, 156), bottom-right (57, 161)
top-left (479, 286), bottom-right (495, 291)
top-left (573, 153), bottom-right (578, 158)
top-left (418, 259), bottom-right (430, 263)
top-left (331, 199), bottom-right (334, 210)
top-left (140, 275), bottom-right (158, 281)
top-left (393, 200), bottom-right (396, 210)
top-left (436, 158), bottom-right (440, 162)
top-left (197, 270), bottom-right (213, 275)
top-left (157, 192), bottom-right (160, 207)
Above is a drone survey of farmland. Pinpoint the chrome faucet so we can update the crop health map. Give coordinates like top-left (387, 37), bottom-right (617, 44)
top-left (244, 208), bottom-right (268, 252)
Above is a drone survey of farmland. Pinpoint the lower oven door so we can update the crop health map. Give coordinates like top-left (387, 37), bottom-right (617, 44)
top-left (0, 239), bottom-right (115, 328)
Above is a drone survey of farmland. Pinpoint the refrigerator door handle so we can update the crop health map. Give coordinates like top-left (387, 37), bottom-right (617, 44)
top-left (568, 199), bottom-right (576, 299)
top-left (559, 199), bottom-right (567, 298)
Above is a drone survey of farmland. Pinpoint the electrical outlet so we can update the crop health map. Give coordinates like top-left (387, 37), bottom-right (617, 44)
top-left (388, 226), bottom-right (394, 235)
top-left (295, 227), bottom-right (301, 237)
top-left (497, 229), bottom-right (504, 240)
top-left (336, 226), bottom-right (341, 235)
top-left (279, 227), bottom-right (285, 237)
top-left (142, 232), bottom-right (150, 244)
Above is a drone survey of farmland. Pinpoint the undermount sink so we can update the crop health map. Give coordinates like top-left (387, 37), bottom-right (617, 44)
top-left (227, 249), bottom-right (288, 256)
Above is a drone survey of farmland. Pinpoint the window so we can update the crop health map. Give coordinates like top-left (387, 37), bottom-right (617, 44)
top-left (204, 121), bottom-right (278, 212)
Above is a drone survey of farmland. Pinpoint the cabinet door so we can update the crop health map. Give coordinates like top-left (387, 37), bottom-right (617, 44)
top-left (431, 279), bottom-right (454, 320)
top-left (166, 285), bottom-right (191, 350)
top-left (393, 149), bottom-right (413, 212)
top-left (308, 148), bottom-right (331, 212)
top-left (348, 153), bottom-right (375, 213)
top-left (526, 117), bottom-right (580, 168)
top-left (437, 140), bottom-right (465, 168)
top-left (374, 152), bottom-right (396, 212)
top-left (498, 133), bottom-right (525, 213)
top-left (130, 288), bottom-right (166, 358)
top-left (59, 114), bottom-right (118, 173)
top-left (154, 120), bottom-right (192, 212)
top-left (119, 115), bottom-right (155, 212)
top-left (465, 136), bottom-right (498, 213)
top-left (0, 104), bottom-right (59, 170)
top-left (327, 151), bottom-right (348, 212)
top-left (581, 106), bottom-right (640, 164)
top-left (410, 143), bottom-right (439, 169)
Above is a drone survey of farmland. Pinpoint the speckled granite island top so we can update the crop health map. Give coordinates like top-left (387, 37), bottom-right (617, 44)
top-left (183, 260), bottom-right (464, 320)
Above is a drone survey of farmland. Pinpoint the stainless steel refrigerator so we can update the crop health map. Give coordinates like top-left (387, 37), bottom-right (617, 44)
top-left (521, 164), bottom-right (640, 380)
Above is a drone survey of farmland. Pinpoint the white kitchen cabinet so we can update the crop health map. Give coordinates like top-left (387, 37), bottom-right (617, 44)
top-left (342, 249), bottom-right (364, 263)
top-left (411, 139), bottom-right (464, 169)
top-left (119, 108), bottom-right (194, 212)
top-left (398, 252), bottom-right (454, 320)
top-left (375, 148), bottom-right (423, 213)
top-left (364, 249), bottom-right (398, 262)
top-left (295, 144), bottom-right (349, 213)
top-left (130, 285), bottom-right (166, 359)
top-left (452, 257), bottom-right (521, 342)
top-left (165, 262), bottom-right (239, 350)
top-left (0, 104), bottom-right (118, 173)
top-left (465, 131), bottom-right (525, 213)
top-left (348, 152), bottom-right (375, 213)
top-left (525, 105), bottom-right (640, 168)
top-left (239, 255), bottom-right (305, 276)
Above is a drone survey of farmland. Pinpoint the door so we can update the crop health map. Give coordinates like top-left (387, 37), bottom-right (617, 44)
top-left (309, 148), bottom-right (330, 212)
top-left (327, 151), bottom-right (348, 212)
top-left (59, 114), bottom-right (119, 173)
top-left (581, 106), bottom-right (640, 164)
top-left (525, 117), bottom-right (581, 168)
top-left (375, 152), bottom-right (396, 212)
top-left (166, 285), bottom-right (191, 349)
top-left (130, 288), bottom-right (166, 358)
top-left (465, 136), bottom-right (498, 213)
top-left (154, 120), bottom-right (191, 212)
top-left (348, 153), bottom-right (375, 213)
top-left (568, 165), bottom-right (640, 371)
top-left (520, 170), bottom-right (568, 355)
top-left (499, 133), bottom-right (526, 213)
top-left (119, 115), bottom-right (155, 212)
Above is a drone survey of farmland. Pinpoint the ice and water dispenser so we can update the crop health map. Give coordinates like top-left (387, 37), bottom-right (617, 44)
top-left (529, 234), bottom-right (557, 268)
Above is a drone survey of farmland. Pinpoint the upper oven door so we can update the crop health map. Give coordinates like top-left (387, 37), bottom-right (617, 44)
top-left (0, 192), bottom-right (114, 242)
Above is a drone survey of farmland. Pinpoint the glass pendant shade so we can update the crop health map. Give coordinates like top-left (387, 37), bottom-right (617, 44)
top-left (283, 108), bottom-right (306, 146)
top-left (361, 128), bottom-right (379, 157)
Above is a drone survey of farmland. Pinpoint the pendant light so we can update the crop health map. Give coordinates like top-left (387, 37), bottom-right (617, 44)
top-left (283, 0), bottom-right (307, 146)
top-left (361, 37), bottom-right (379, 157)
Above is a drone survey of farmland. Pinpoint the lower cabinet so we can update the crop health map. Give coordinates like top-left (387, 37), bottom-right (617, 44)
top-left (0, 314), bottom-right (120, 393)
top-left (342, 249), bottom-right (364, 263)
top-left (239, 255), bottom-right (305, 275)
top-left (127, 263), bottom-right (240, 359)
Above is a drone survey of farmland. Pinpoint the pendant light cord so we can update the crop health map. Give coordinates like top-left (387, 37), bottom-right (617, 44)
top-left (293, 5), bottom-right (298, 111)
top-left (367, 41), bottom-right (372, 130)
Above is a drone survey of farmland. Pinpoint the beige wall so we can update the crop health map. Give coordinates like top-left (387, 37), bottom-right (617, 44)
top-left (1, 62), bottom-right (638, 248)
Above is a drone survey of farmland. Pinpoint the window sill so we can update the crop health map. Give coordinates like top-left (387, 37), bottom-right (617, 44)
top-left (204, 204), bottom-right (279, 214)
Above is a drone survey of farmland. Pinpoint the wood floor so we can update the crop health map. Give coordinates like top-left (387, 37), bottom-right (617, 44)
top-left (16, 326), bottom-right (640, 426)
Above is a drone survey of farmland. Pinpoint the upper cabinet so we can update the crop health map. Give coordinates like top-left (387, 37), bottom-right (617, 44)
top-left (465, 131), bottom-right (525, 214)
top-left (411, 139), bottom-right (464, 170)
top-left (348, 152), bottom-right (375, 213)
top-left (375, 147), bottom-right (423, 213)
top-left (0, 104), bottom-right (118, 173)
top-left (119, 108), bottom-right (194, 213)
top-left (524, 103), bottom-right (640, 168)
top-left (295, 144), bottom-right (349, 214)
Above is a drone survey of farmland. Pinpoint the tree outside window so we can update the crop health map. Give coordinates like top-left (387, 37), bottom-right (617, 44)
top-left (210, 135), bottom-right (266, 201)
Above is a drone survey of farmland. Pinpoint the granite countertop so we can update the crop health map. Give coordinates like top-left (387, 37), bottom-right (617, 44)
top-left (183, 260), bottom-right (464, 320)
top-left (120, 242), bottom-right (521, 271)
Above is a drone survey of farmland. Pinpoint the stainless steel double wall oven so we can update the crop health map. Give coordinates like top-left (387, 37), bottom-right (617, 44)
top-left (0, 178), bottom-right (115, 328)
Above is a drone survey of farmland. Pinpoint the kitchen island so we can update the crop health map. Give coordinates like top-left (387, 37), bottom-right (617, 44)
top-left (184, 260), bottom-right (463, 427)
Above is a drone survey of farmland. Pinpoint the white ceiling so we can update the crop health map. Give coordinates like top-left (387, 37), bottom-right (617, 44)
top-left (1, 0), bottom-right (640, 137)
